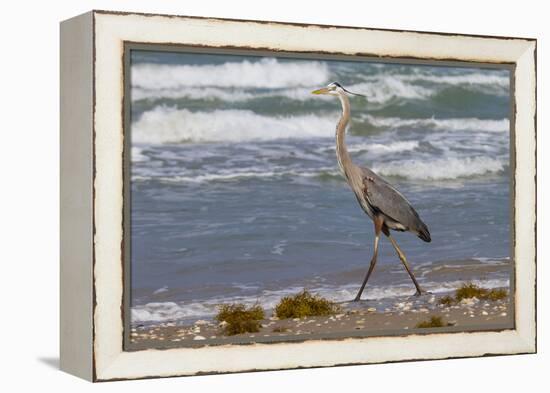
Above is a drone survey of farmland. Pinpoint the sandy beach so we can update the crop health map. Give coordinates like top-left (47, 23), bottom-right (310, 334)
top-left (128, 289), bottom-right (512, 349)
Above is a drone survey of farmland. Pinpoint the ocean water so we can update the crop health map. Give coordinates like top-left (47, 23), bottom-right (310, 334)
top-left (129, 51), bottom-right (512, 326)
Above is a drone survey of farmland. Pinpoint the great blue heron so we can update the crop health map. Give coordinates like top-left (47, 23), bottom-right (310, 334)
top-left (312, 82), bottom-right (431, 301)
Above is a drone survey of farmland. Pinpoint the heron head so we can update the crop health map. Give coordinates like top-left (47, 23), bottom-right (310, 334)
top-left (311, 82), bottom-right (365, 97)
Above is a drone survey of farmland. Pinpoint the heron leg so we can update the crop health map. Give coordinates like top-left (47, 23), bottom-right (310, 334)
top-left (387, 235), bottom-right (424, 296)
top-left (354, 216), bottom-right (383, 302)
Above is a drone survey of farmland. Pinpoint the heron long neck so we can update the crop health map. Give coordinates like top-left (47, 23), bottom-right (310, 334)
top-left (335, 93), bottom-right (354, 178)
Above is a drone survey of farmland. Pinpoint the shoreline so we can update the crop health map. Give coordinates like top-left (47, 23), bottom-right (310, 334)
top-left (130, 257), bottom-right (512, 326)
top-left (129, 289), bottom-right (512, 349)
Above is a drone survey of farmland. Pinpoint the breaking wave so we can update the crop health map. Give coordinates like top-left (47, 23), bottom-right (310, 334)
top-left (346, 79), bottom-right (433, 104)
top-left (372, 156), bottom-right (506, 180)
top-left (398, 72), bottom-right (509, 87)
top-left (131, 59), bottom-right (509, 104)
top-left (363, 115), bottom-right (509, 132)
top-left (132, 105), bottom-right (509, 145)
top-left (132, 107), bottom-right (337, 144)
top-left (347, 141), bottom-right (419, 154)
top-left (132, 58), bottom-right (329, 90)
top-left (132, 155), bottom-right (506, 184)
top-left (132, 167), bottom-right (337, 184)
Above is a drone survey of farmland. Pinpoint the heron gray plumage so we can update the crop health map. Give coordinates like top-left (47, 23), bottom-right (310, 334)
top-left (312, 82), bottom-right (431, 301)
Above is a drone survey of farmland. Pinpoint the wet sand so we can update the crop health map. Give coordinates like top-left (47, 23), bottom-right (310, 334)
top-left (128, 290), bottom-right (512, 349)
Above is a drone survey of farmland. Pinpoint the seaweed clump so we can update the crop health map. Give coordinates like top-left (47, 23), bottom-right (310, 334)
top-left (275, 290), bottom-right (339, 319)
top-left (215, 303), bottom-right (265, 336)
top-left (455, 283), bottom-right (508, 302)
top-left (415, 316), bottom-right (452, 329)
top-left (438, 295), bottom-right (455, 306)
top-left (438, 283), bottom-right (509, 306)
top-left (486, 288), bottom-right (508, 301)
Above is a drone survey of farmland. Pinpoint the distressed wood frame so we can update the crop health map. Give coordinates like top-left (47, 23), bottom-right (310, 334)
top-left (60, 10), bottom-right (536, 382)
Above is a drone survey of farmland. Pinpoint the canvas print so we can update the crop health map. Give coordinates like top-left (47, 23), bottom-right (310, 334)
top-left (127, 49), bottom-right (512, 348)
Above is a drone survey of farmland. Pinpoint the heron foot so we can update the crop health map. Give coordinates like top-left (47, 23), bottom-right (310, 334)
top-left (413, 289), bottom-right (432, 297)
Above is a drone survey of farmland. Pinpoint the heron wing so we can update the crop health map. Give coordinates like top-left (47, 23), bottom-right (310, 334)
top-left (359, 166), bottom-right (430, 241)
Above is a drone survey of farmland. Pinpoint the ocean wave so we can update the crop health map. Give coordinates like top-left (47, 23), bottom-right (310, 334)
top-left (131, 105), bottom-right (508, 146)
top-left (132, 167), bottom-right (337, 184)
top-left (132, 78), bottom-right (432, 104)
top-left (132, 301), bottom-right (214, 323)
top-left (132, 107), bottom-right (337, 144)
top-left (132, 86), bottom-right (257, 102)
top-left (372, 156), bottom-right (506, 180)
top-left (346, 79), bottom-right (433, 104)
top-left (343, 72), bottom-right (509, 104)
top-left (357, 71), bottom-right (509, 90)
top-left (131, 60), bottom-right (509, 105)
top-left (132, 285), bottom-right (308, 324)
top-left (132, 154), bottom-right (506, 184)
top-left (404, 72), bottom-right (509, 87)
top-left (347, 141), bottom-right (419, 154)
top-left (132, 58), bottom-right (329, 90)
top-left (362, 115), bottom-right (509, 132)
top-left (286, 72), bottom-right (508, 103)
top-left (131, 147), bottom-right (149, 162)
top-left (330, 72), bottom-right (508, 103)
top-left (132, 85), bottom-right (340, 103)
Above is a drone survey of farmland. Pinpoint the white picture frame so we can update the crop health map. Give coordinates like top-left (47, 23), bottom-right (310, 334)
top-left (60, 10), bottom-right (536, 382)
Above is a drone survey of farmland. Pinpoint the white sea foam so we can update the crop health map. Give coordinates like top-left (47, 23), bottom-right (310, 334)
top-left (131, 278), bottom-right (509, 323)
top-left (132, 107), bottom-right (337, 144)
top-left (132, 86), bottom-right (257, 102)
top-left (131, 60), bottom-right (508, 104)
top-left (358, 71), bottom-right (510, 88)
top-left (131, 146), bottom-right (149, 162)
top-left (131, 286), bottom-right (306, 323)
top-left (132, 167), bottom-right (337, 184)
top-left (132, 105), bottom-right (508, 147)
top-left (319, 141), bottom-right (420, 155)
top-left (362, 115), bottom-right (509, 132)
top-left (131, 84), bottom-right (334, 102)
top-left (372, 156), bottom-right (505, 180)
top-left (405, 72), bottom-right (509, 87)
top-left (132, 58), bottom-right (329, 90)
top-left (271, 240), bottom-right (288, 256)
top-left (314, 278), bottom-right (509, 301)
top-left (346, 79), bottom-right (433, 104)
top-left (348, 141), bottom-right (419, 154)
top-left (423, 278), bottom-right (510, 294)
top-left (153, 286), bottom-right (169, 295)
top-left (472, 257), bottom-right (510, 265)
top-left (132, 301), bottom-right (214, 323)
top-left (341, 72), bottom-right (509, 104)
top-left (132, 82), bottom-right (427, 104)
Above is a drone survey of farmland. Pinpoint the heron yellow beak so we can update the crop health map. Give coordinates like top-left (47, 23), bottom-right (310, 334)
top-left (311, 87), bottom-right (330, 95)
